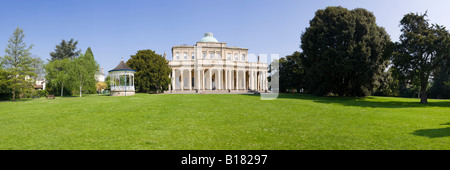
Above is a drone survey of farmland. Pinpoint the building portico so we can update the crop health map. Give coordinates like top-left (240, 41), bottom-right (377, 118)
top-left (167, 33), bottom-right (269, 94)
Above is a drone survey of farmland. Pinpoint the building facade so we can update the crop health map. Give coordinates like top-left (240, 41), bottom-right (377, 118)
top-left (95, 67), bottom-right (106, 82)
top-left (168, 33), bottom-right (268, 93)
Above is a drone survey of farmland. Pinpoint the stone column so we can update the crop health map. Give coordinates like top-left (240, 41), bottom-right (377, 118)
top-left (188, 69), bottom-right (192, 90)
top-left (257, 71), bottom-right (260, 91)
top-left (261, 71), bottom-right (264, 91)
top-left (230, 70), bottom-right (233, 90)
top-left (265, 71), bottom-right (269, 91)
top-left (243, 71), bottom-right (246, 91)
top-left (209, 69), bottom-right (212, 90)
top-left (224, 69), bottom-right (227, 90)
top-left (262, 72), bottom-right (265, 90)
top-left (172, 69), bottom-right (175, 90)
top-left (180, 69), bottom-right (184, 90)
top-left (197, 69), bottom-right (200, 90)
top-left (202, 69), bottom-right (205, 90)
top-left (263, 71), bottom-right (266, 90)
top-left (236, 70), bottom-right (239, 90)
top-left (250, 70), bottom-right (254, 90)
top-left (218, 69), bottom-right (221, 90)
top-left (227, 70), bottom-right (230, 90)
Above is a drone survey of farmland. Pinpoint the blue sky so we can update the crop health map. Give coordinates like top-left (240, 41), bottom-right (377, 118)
top-left (1, 0), bottom-right (449, 72)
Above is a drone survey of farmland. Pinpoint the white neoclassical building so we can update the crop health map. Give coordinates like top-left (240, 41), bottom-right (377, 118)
top-left (167, 32), bottom-right (268, 93)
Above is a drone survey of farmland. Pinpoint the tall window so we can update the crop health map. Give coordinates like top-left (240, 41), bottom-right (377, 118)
top-left (242, 54), bottom-right (245, 61)
top-left (217, 53), bottom-right (221, 59)
top-left (184, 52), bottom-right (187, 60)
top-left (210, 52), bottom-right (214, 59)
top-left (176, 52), bottom-right (179, 60)
top-left (191, 52), bottom-right (195, 59)
top-left (203, 52), bottom-right (206, 59)
top-left (234, 54), bottom-right (238, 61)
top-left (227, 53), bottom-right (231, 60)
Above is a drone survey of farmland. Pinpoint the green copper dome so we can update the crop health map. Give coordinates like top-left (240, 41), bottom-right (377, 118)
top-left (199, 32), bottom-right (218, 42)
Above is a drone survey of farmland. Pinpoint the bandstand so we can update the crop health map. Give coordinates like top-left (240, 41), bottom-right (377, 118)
top-left (109, 59), bottom-right (136, 96)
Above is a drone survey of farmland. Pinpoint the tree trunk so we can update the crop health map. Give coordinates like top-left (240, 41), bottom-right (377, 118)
top-left (79, 86), bottom-right (82, 97)
top-left (61, 83), bottom-right (64, 97)
top-left (420, 83), bottom-right (428, 104)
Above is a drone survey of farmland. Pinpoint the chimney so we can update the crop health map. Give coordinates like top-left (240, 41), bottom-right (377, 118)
top-left (101, 67), bottom-right (104, 74)
top-left (163, 52), bottom-right (167, 59)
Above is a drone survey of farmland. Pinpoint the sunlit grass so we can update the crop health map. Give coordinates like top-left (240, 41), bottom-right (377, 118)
top-left (0, 93), bottom-right (449, 150)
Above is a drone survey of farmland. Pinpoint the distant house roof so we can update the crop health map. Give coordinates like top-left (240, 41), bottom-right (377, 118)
top-left (109, 59), bottom-right (135, 72)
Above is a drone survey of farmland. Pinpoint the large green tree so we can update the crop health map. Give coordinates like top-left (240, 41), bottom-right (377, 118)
top-left (49, 39), bottom-right (81, 61)
top-left (301, 6), bottom-right (391, 97)
top-left (44, 58), bottom-right (71, 96)
top-left (277, 51), bottom-right (304, 93)
top-left (69, 48), bottom-right (99, 97)
top-left (429, 59), bottom-right (450, 99)
top-left (0, 59), bottom-right (11, 99)
top-left (126, 50), bottom-right (171, 93)
top-left (392, 12), bottom-right (450, 103)
top-left (1, 27), bottom-right (35, 101)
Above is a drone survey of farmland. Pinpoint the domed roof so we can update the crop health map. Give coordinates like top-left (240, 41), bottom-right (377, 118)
top-left (199, 32), bottom-right (218, 42)
top-left (109, 59), bottom-right (135, 72)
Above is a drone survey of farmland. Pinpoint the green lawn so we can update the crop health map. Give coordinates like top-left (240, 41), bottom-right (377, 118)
top-left (0, 93), bottom-right (449, 150)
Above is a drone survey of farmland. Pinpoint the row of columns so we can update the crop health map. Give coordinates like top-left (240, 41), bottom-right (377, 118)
top-left (170, 68), bottom-right (268, 91)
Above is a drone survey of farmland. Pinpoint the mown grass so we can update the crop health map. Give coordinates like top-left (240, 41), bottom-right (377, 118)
top-left (0, 93), bottom-right (449, 150)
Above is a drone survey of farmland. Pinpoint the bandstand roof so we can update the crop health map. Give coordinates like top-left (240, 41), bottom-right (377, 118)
top-left (109, 59), bottom-right (136, 72)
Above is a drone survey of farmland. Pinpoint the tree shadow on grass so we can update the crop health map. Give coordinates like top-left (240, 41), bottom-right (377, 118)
top-left (271, 93), bottom-right (450, 108)
top-left (412, 123), bottom-right (450, 138)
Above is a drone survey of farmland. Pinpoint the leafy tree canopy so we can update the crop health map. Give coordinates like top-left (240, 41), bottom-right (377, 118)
top-left (301, 6), bottom-right (391, 97)
top-left (126, 49), bottom-right (171, 93)
top-left (50, 38), bottom-right (81, 61)
top-left (392, 11), bottom-right (450, 103)
top-left (2, 27), bottom-right (35, 101)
